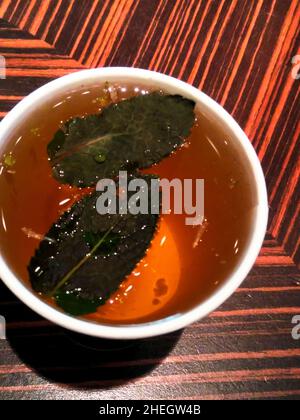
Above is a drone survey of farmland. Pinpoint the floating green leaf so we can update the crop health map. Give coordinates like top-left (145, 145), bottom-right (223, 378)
top-left (28, 174), bottom-right (159, 315)
top-left (47, 93), bottom-right (195, 187)
top-left (55, 291), bottom-right (100, 316)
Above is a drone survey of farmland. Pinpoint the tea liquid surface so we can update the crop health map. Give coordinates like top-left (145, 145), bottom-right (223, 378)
top-left (0, 83), bottom-right (256, 324)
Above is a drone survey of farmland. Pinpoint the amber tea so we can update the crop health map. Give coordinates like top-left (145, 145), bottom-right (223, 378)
top-left (0, 82), bottom-right (256, 324)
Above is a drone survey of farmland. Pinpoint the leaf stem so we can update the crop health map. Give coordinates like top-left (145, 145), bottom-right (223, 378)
top-left (49, 225), bottom-right (115, 297)
top-left (52, 132), bottom-right (128, 165)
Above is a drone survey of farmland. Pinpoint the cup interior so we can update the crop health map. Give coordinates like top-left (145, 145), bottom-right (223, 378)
top-left (0, 68), bottom-right (268, 339)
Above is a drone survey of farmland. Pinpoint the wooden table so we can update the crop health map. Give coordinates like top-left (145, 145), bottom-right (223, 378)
top-left (0, 0), bottom-right (299, 400)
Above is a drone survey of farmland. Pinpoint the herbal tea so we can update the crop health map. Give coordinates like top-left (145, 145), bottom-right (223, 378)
top-left (0, 82), bottom-right (256, 324)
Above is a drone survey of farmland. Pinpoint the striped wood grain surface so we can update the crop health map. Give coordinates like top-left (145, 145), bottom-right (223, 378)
top-left (0, 0), bottom-right (299, 400)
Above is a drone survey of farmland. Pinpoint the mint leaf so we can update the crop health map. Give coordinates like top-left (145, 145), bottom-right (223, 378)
top-left (84, 231), bottom-right (120, 254)
top-left (48, 93), bottom-right (195, 187)
top-left (28, 174), bottom-right (159, 314)
top-left (55, 291), bottom-right (100, 316)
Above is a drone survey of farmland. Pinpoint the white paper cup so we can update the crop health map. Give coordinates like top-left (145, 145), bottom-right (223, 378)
top-left (0, 68), bottom-right (268, 339)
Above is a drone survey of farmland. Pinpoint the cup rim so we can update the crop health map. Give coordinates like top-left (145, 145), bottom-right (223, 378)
top-left (0, 67), bottom-right (268, 339)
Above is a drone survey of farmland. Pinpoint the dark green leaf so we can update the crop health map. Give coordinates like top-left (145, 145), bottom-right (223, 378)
top-left (47, 93), bottom-right (195, 187)
top-left (28, 174), bottom-right (159, 315)
top-left (84, 231), bottom-right (120, 254)
top-left (48, 129), bottom-right (66, 160)
top-left (55, 291), bottom-right (100, 316)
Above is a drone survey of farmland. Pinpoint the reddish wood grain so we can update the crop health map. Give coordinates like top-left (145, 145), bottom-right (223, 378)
top-left (0, 0), bottom-right (299, 400)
